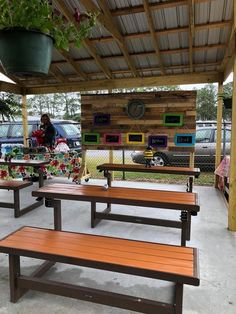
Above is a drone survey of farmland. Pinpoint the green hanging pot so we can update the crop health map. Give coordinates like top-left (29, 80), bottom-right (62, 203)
top-left (0, 28), bottom-right (54, 76)
top-left (223, 98), bottom-right (232, 110)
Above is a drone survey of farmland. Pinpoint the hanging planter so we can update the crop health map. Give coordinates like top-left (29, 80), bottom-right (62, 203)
top-left (0, 28), bottom-right (53, 76)
top-left (223, 98), bottom-right (232, 110)
top-left (0, 0), bottom-right (97, 77)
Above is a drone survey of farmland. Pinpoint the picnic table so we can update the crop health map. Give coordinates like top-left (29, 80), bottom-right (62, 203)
top-left (32, 183), bottom-right (200, 246)
top-left (97, 163), bottom-right (200, 192)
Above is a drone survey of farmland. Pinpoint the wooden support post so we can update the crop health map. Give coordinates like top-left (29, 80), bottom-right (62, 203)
top-left (22, 95), bottom-right (29, 147)
top-left (228, 39), bottom-right (236, 231)
top-left (215, 83), bottom-right (223, 188)
top-left (77, 149), bottom-right (91, 183)
top-left (189, 152), bottom-right (195, 168)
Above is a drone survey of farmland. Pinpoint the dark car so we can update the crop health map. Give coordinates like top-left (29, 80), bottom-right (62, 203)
top-left (0, 118), bottom-right (81, 152)
top-left (131, 127), bottom-right (231, 170)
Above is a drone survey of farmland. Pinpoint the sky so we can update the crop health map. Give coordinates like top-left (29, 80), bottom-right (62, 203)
top-left (0, 72), bottom-right (233, 90)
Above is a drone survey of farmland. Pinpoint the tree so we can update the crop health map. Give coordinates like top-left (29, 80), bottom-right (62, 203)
top-left (0, 92), bottom-right (21, 121)
top-left (196, 84), bottom-right (217, 120)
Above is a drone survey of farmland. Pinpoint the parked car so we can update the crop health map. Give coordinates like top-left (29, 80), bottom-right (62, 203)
top-left (0, 117), bottom-right (81, 153)
top-left (131, 127), bottom-right (231, 170)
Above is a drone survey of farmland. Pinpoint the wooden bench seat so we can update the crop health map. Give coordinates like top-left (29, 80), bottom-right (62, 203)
top-left (0, 226), bottom-right (200, 313)
top-left (0, 180), bottom-right (43, 217)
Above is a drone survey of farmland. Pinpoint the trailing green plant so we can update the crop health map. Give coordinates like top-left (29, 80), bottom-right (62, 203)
top-left (0, 0), bottom-right (97, 50)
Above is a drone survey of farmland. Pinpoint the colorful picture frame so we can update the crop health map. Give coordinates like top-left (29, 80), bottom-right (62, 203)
top-left (174, 133), bottom-right (195, 147)
top-left (148, 135), bottom-right (168, 148)
top-left (126, 133), bottom-right (145, 144)
top-left (83, 133), bottom-right (100, 145)
top-left (103, 133), bottom-right (122, 145)
top-left (93, 113), bottom-right (110, 126)
top-left (163, 113), bottom-right (184, 127)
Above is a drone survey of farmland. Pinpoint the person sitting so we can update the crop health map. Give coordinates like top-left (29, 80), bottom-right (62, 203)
top-left (39, 114), bottom-right (56, 148)
top-left (144, 146), bottom-right (154, 167)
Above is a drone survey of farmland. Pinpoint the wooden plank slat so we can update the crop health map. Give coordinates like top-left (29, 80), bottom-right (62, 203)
top-left (0, 227), bottom-right (196, 278)
top-left (32, 183), bottom-right (199, 211)
top-left (0, 180), bottom-right (32, 189)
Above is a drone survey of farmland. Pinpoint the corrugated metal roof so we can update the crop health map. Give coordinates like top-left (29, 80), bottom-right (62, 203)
top-left (0, 0), bottom-right (233, 94)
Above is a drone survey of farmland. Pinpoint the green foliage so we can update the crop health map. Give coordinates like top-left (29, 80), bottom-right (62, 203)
top-left (27, 92), bottom-right (81, 120)
top-left (196, 84), bottom-right (217, 120)
top-left (0, 92), bottom-right (21, 121)
top-left (0, 0), bottom-right (97, 50)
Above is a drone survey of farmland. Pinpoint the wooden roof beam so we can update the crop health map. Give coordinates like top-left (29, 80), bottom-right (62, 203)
top-left (111, 0), bottom-right (212, 17)
top-left (188, 0), bottom-right (195, 72)
top-left (0, 80), bottom-right (24, 94)
top-left (54, 0), bottom-right (113, 79)
top-left (143, 0), bottom-right (165, 74)
top-left (220, 8), bottom-right (236, 80)
top-left (90, 20), bottom-right (232, 44)
top-left (49, 64), bottom-right (69, 83)
top-left (25, 71), bottom-right (223, 95)
top-left (70, 61), bottom-right (221, 78)
top-left (51, 43), bottom-right (226, 66)
top-left (59, 51), bottom-right (88, 80)
top-left (21, 61), bottom-right (220, 86)
top-left (80, 0), bottom-right (139, 77)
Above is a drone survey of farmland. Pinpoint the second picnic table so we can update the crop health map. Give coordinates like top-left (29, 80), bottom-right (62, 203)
top-left (97, 163), bottom-right (201, 192)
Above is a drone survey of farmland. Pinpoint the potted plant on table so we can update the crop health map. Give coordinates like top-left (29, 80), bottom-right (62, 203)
top-left (0, 0), bottom-right (97, 76)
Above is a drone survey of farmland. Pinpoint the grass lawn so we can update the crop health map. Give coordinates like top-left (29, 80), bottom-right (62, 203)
top-left (86, 156), bottom-right (215, 186)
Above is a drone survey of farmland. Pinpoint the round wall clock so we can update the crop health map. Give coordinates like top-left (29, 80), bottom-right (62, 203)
top-left (126, 99), bottom-right (145, 119)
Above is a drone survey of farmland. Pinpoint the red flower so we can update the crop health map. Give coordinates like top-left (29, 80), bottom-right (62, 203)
top-left (74, 8), bottom-right (81, 23)
top-left (18, 166), bottom-right (26, 173)
top-left (51, 160), bottom-right (59, 167)
top-left (0, 170), bottom-right (8, 178)
top-left (73, 166), bottom-right (80, 173)
top-left (59, 163), bottom-right (66, 170)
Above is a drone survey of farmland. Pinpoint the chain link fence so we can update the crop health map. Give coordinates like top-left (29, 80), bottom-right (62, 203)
top-left (85, 149), bottom-right (214, 186)
top-left (85, 122), bottom-right (231, 187)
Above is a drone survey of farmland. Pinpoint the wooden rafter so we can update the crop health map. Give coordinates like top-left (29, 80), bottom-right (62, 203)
top-left (53, 0), bottom-right (112, 79)
top-left (110, 0), bottom-right (212, 17)
top-left (143, 0), bottom-right (165, 75)
top-left (49, 64), bottom-right (68, 83)
top-left (19, 61), bottom-right (221, 85)
top-left (188, 0), bottom-right (195, 72)
top-left (25, 71), bottom-right (223, 95)
top-left (50, 43), bottom-right (226, 67)
top-left (220, 10), bottom-right (236, 80)
top-left (59, 51), bottom-right (88, 81)
top-left (80, 0), bottom-right (139, 77)
top-left (89, 20), bottom-right (232, 44)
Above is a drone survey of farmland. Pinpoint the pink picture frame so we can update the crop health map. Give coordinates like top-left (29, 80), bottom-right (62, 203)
top-left (103, 133), bottom-right (122, 145)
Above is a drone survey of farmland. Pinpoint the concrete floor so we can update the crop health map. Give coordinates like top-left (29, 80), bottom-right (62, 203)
top-left (0, 177), bottom-right (236, 314)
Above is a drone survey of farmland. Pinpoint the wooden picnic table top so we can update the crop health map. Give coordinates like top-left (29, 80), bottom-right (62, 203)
top-left (97, 163), bottom-right (200, 177)
top-left (32, 183), bottom-right (200, 212)
top-left (0, 180), bottom-right (32, 190)
top-left (0, 159), bottom-right (50, 167)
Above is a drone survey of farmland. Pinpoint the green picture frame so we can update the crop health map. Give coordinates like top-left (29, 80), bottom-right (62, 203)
top-left (163, 113), bottom-right (184, 127)
top-left (83, 133), bottom-right (100, 145)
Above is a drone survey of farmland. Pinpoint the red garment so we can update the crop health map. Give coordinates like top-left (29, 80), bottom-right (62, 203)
top-left (31, 130), bottom-right (45, 145)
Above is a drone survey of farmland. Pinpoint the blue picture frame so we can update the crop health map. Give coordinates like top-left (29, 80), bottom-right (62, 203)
top-left (174, 133), bottom-right (195, 147)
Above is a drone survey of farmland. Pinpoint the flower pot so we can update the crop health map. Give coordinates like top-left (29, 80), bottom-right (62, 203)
top-left (0, 28), bottom-right (54, 76)
top-left (223, 98), bottom-right (232, 110)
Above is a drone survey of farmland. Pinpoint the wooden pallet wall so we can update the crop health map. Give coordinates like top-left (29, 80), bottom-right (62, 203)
top-left (81, 91), bottom-right (197, 152)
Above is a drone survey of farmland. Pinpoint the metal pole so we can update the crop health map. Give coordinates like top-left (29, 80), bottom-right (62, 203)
top-left (122, 150), bottom-right (125, 180)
